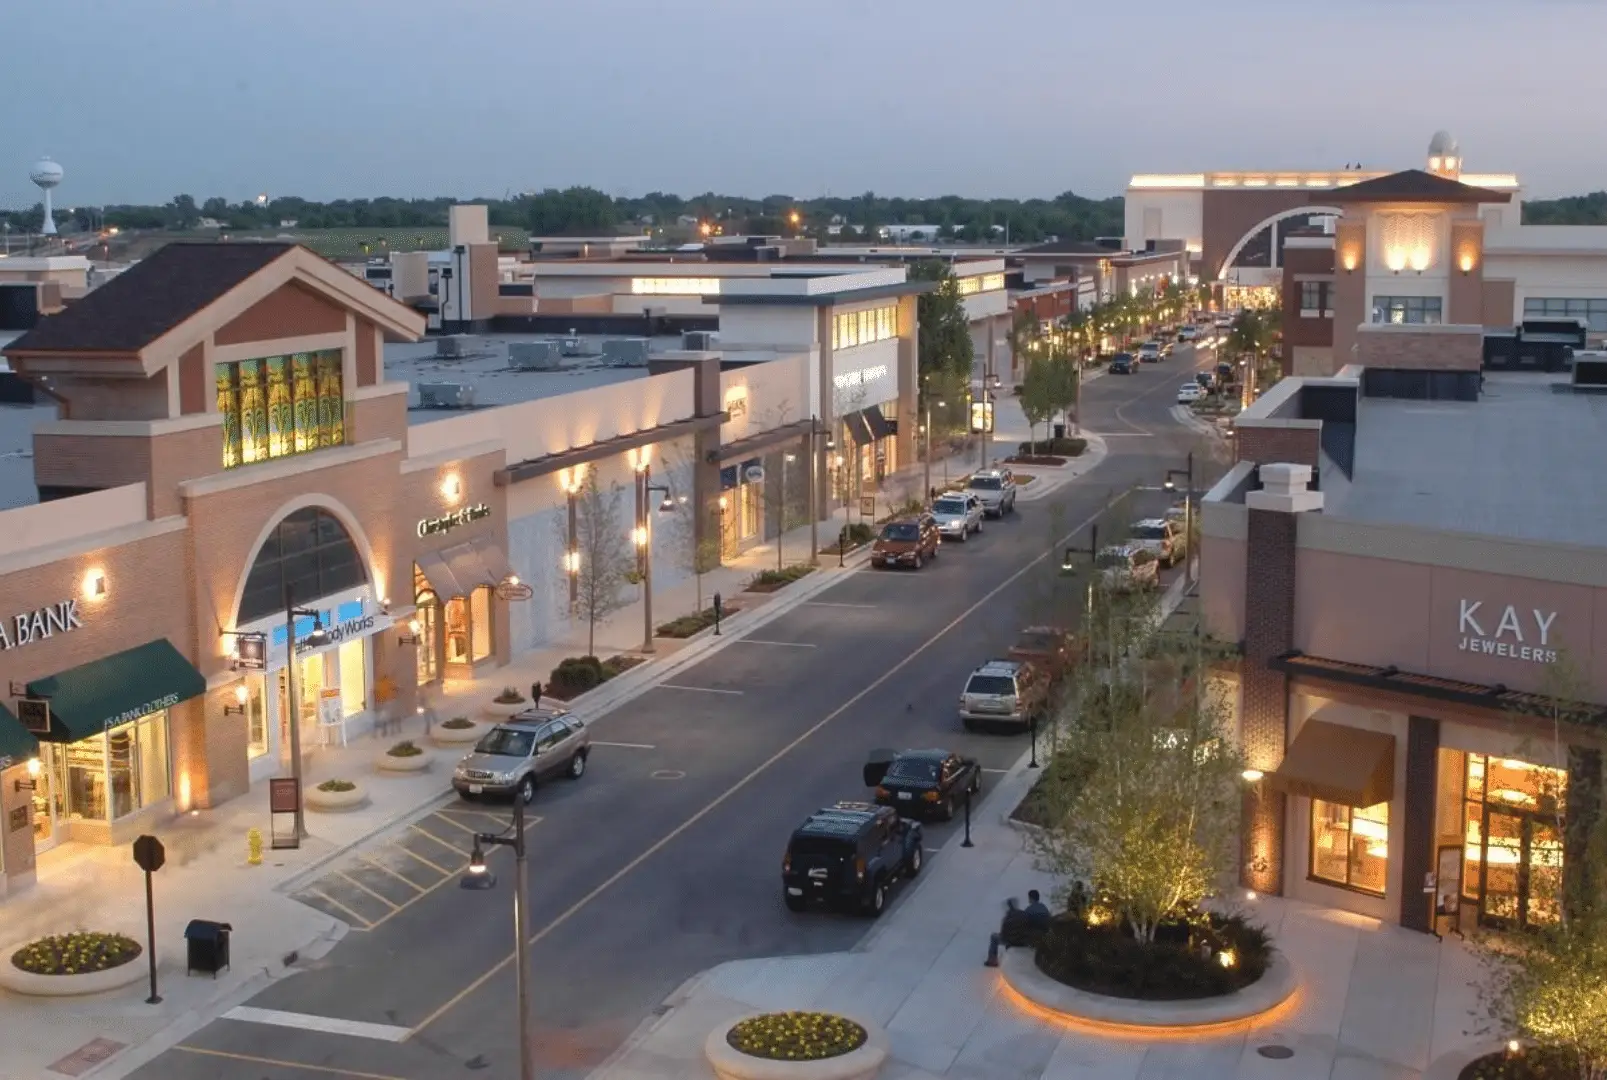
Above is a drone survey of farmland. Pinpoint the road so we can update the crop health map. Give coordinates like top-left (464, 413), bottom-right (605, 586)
top-left (130, 343), bottom-right (1225, 1080)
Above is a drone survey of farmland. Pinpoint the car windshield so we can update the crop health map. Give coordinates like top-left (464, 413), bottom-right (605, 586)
top-left (1016, 632), bottom-right (1060, 652)
top-left (791, 836), bottom-right (854, 859)
top-left (475, 728), bottom-right (535, 757)
top-left (968, 477), bottom-right (1001, 491)
top-left (1097, 550), bottom-right (1131, 569)
top-left (880, 523), bottom-right (919, 541)
top-left (886, 758), bottom-right (941, 782)
top-left (933, 498), bottom-right (967, 514)
top-left (966, 675), bottom-right (1016, 696)
top-left (1132, 524), bottom-right (1168, 540)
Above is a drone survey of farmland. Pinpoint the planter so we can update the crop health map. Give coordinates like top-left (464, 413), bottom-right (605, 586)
top-left (306, 781), bottom-right (368, 811)
top-left (0, 948), bottom-right (145, 998)
top-left (705, 1015), bottom-right (889, 1080)
top-left (482, 698), bottom-right (529, 719)
top-left (433, 722), bottom-right (483, 747)
top-left (376, 750), bottom-right (432, 774)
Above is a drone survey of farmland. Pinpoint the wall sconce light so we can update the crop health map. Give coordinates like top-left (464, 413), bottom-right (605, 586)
top-left (1341, 250), bottom-right (1358, 274)
top-left (718, 495), bottom-right (729, 512)
top-left (379, 596), bottom-right (391, 614)
top-left (1459, 252), bottom-right (1476, 275)
top-left (398, 618), bottom-right (422, 647)
top-left (632, 526), bottom-right (648, 548)
top-left (562, 550), bottom-right (582, 575)
top-left (1384, 248), bottom-right (1407, 274)
top-left (14, 757), bottom-right (41, 792)
top-left (440, 474), bottom-right (463, 502)
top-left (83, 569), bottom-right (106, 599)
top-left (223, 683), bottom-right (248, 717)
top-left (1241, 768), bottom-right (1264, 783)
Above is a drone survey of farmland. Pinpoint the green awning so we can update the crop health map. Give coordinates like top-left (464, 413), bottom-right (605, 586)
top-left (0, 702), bottom-right (38, 766)
top-left (27, 639), bottom-right (207, 742)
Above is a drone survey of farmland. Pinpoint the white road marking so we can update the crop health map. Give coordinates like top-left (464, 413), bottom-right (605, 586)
top-left (222, 1006), bottom-right (412, 1043)
top-left (804, 602), bottom-right (878, 609)
top-left (981, 768), bottom-right (1010, 774)
top-left (1082, 432), bottom-right (1154, 438)
top-left (735, 639), bottom-right (817, 648)
top-left (658, 684), bottom-right (744, 695)
top-left (591, 740), bottom-right (657, 749)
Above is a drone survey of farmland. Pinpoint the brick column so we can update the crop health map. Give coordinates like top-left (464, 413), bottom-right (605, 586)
top-left (1240, 463), bottom-right (1323, 895)
top-left (1400, 715), bottom-right (1440, 932)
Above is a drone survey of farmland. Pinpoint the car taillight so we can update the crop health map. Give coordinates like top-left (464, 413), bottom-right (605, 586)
top-left (855, 858), bottom-right (866, 881)
top-left (783, 853), bottom-right (791, 873)
top-left (922, 790), bottom-right (940, 802)
top-left (875, 786), bottom-right (889, 798)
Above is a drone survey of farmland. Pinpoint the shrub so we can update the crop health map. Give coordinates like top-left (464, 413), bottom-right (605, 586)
top-left (747, 564), bottom-right (815, 590)
top-left (600, 655), bottom-right (645, 679)
top-left (1458, 1047), bottom-right (1578, 1080)
top-left (656, 610), bottom-right (718, 638)
top-left (317, 778), bottom-right (357, 792)
top-left (1034, 911), bottom-right (1272, 1001)
top-left (441, 717), bottom-right (475, 730)
top-left (548, 655), bottom-right (605, 697)
top-left (493, 686), bottom-right (525, 704)
top-left (12, 931), bottom-right (141, 976)
top-left (387, 740), bottom-right (423, 757)
top-left (1006, 454), bottom-right (1065, 467)
top-left (825, 522), bottom-right (875, 553)
top-left (1018, 437), bottom-right (1087, 457)
top-left (726, 1011), bottom-right (868, 1062)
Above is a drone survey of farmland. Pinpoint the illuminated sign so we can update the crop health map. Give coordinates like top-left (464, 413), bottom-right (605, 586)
top-left (1456, 600), bottom-right (1559, 665)
top-left (0, 599), bottom-right (82, 651)
top-left (834, 365), bottom-right (888, 391)
top-left (417, 503), bottom-right (491, 539)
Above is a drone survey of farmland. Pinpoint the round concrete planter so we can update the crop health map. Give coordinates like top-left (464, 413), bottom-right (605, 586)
top-left (1423, 1042), bottom-right (1519, 1080)
top-left (306, 781), bottom-right (368, 811)
top-left (0, 949), bottom-right (146, 998)
top-left (704, 1016), bottom-right (889, 1080)
top-left (432, 722), bottom-right (483, 747)
top-left (376, 749), bottom-right (432, 774)
top-left (482, 698), bottom-right (530, 719)
top-left (999, 946), bottom-right (1297, 1031)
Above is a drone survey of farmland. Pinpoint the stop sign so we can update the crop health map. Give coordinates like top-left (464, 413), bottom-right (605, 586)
top-left (132, 834), bottom-right (165, 873)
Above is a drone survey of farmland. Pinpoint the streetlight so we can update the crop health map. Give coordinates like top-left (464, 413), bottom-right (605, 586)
top-left (1163, 451), bottom-right (1195, 585)
top-left (459, 797), bottom-right (533, 1080)
top-left (634, 460), bottom-right (676, 653)
top-left (778, 452), bottom-right (797, 571)
top-left (282, 585), bottom-right (326, 841)
top-left (923, 396), bottom-right (946, 503)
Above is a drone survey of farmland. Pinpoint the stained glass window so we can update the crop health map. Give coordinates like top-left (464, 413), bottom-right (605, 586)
top-left (216, 349), bottom-right (345, 469)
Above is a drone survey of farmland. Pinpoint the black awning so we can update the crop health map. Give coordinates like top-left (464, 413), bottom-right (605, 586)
top-left (864, 404), bottom-right (895, 440)
top-left (843, 410), bottom-right (874, 446)
top-left (27, 639), bottom-right (207, 742)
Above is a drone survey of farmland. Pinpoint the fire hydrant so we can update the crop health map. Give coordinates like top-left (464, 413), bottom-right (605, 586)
top-left (247, 827), bottom-right (263, 866)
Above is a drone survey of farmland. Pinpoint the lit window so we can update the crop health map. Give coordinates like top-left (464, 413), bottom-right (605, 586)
top-left (1523, 297), bottom-right (1607, 334)
top-left (629, 277), bottom-right (721, 296)
top-left (216, 350), bottom-right (344, 470)
top-left (1311, 799), bottom-right (1389, 895)
top-left (1371, 296), bottom-right (1442, 325)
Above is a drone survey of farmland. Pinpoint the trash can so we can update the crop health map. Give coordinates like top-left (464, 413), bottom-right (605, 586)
top-left (183, 919), bottom-right (232, 977)
top-left (1052, 423), bottom-right (1066, 440)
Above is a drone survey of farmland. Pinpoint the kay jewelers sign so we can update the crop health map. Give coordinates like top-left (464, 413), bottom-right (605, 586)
top-left (1457, 599), bottom-right (1560, 664)
top-left (0, 600), bottom-right (82, 651)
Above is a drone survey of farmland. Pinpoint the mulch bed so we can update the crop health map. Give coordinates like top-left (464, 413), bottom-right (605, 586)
top-left (1004, 455), bottom-right (1067, 467)
top-left (1459, 1048), bottom-right (1579, 1079)
top-left (1035, 912), bottom-right (1272, 1001)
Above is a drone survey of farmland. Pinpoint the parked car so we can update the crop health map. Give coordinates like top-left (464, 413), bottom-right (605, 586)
top-left (959, 659), bottom-right (1049, 731)
top-left (865, 748), bottom-right (981, 821)
top-left (930, 493), bottom-right (983, 541)
top-left (966, 468), bottom-right (1017, 517)
top-left (1164, 500), bottom-right (1195, 528)
top-left (1179, 326), bottom-right (1199, 342)
top-left (1096, 544), bottom-right (1159, 592)
top-left (1195, 371), bottom-right (1215, 390)
top-left (1108, 353), bottom-right (1135, 374)
top-left (1008, 625), bottom-right (1081, 682)
top-left (873, 514), bottom-right (939, 569)
top-left (782, 801), bottom-right (922, 916)
top-left (1130, 517), bottom-right (1186, 567)
top-left (1160, 341), bottom-right (1175, 358)
top-left (1177, 382), bottom-right (1205, 404)
top-left (1138, 341), bottom-right (1162, 363)
top-left (452, 710), bottom-right (591, 802)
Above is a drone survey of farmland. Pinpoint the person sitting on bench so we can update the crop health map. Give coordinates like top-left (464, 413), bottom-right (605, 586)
top-left (985, 889), bottom-right (1050, 966)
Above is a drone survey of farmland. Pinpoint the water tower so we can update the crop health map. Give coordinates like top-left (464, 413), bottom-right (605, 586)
top-left (30, 157), bottom-right (63, 236)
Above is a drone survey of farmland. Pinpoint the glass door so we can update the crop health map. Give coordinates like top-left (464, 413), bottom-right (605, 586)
top-left (1477, 807), bottom-right (1565, 929)
top-left (30, 749), bottom-right (67, 852)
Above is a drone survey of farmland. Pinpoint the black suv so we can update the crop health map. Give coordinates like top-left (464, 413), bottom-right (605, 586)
top-left (782, 801), bottom-right (923, 917)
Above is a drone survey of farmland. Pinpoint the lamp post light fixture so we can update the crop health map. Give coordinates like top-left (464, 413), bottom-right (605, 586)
top-left (635, 462), bottom-right (676, 653)
top-left (923, 396), bottom-right (946, 503)
top-left (459, 796), bottom-right (534, 1080)
top-left (13, 756), bottom-right (41, 793)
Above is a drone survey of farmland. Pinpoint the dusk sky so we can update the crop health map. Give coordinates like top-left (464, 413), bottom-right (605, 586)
top-left (6, 0), bottom-right (1607, 210)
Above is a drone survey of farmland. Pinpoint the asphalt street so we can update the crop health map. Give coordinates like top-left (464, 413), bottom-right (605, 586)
top-left (130, 342), bottom-right (1227, 1080)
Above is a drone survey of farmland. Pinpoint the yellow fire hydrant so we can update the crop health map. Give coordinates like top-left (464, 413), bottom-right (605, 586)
top-left (247, 827), bottom-right (263, 866)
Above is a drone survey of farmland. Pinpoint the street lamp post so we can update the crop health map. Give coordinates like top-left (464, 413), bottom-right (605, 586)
top-left (923, 396), bottom-right (946, 503)
top-left (281, 584), bottom-right (326, 841)
top-left (779, 452), bottom-right (796, 571)
top-left (1163, 452), bottom-right (1196, 587)
top-left (808, 417), bottom-right (821, 565)
top-left (635, 469), bottom-right (675, 653)
top-left (461, 796), bottom-right (534, 1080)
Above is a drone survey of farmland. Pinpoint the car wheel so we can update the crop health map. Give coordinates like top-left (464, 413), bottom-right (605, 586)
top-left (942, 797), bottom-right (956, 822)
top-left (865, 881), bottom-right (887, 917)
top-left (518, 776), bottom-right (536, 804)
top-left (970, 774), bottom-right (982, 796)
top-left (566, 751), bottom-right (586, 779)
top-left (957, 528), bottom-right (967, 543)
top-left (784, 893), bottom-right (806, 913)
top-left (908, 846), bottom-right (923, 877)
top-left (962, 716), bottom-right (976, 732)
top-left (913, 553), bottom-right (923, 569)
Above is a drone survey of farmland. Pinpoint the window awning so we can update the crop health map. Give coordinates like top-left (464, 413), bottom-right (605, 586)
top-left (843, 409), bottom-right (874, 446)
top-left (1267, 719), bottom-right (1396, 808)
top-left (26, 639), bottom-right (207, 743)
top-left (0, 703), bottom-right (37, 767)
top-left (417, 537), bottom-right (515, 600)
top-left (864, 404), bottom-right (895, 440)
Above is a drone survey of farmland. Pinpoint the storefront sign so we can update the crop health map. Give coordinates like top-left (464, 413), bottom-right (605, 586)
top-left (834, 365), bottom-right (888, 391)
top-left (7, 806), bottom-right (27, 834)
top-left (295, 614), bottom-right (377, 653)
top-left (106, 692), bottom-right (181, 729)
top-left (1456, 599), bottom-right (1559, 664)
top-left (0, 600), bottom-right (82, 651)
top-left (724, 387), bottom-right (748, 419)
top-left (417, 503), bottom-right (491, 539)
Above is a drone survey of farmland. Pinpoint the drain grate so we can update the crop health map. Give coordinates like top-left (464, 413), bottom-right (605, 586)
top-left (1257, 1045), bottom-right (1295, 1060)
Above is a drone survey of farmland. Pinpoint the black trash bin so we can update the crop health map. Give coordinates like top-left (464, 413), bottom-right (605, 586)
top-left (183, 919), bottom-right (232, 977)
top-left (1052, 423), bottom-right (1066, 440)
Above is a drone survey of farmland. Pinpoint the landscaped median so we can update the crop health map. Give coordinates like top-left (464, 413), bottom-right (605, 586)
top-left (0, 931), bottom-right (147, 997)
top-left (704, 1011), bottom-right (890, 1080)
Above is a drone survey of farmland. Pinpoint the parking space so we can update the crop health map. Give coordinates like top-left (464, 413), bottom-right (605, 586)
top-left (287, 805), bottom-right (534, 931)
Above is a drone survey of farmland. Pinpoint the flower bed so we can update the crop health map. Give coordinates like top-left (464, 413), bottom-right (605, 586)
top-left (746, 564), bottom-right (816, 593)
top-left (1034, 910), bottom-right (1272, 1000)
top-left (705, 1012), bottom-right (889, 1080)
top-left (1458, 1047), bottom-right (1578, 1080)
top-left (308, 778), bottom-right (367, 811)
top-left (483, 686), bottom-right (530, 718)
top-left (12, 932), bottom-right (140, 976)
top-left (1008, 753), bottom-right (1095, 829)
top-left (377, 740), bottom-right (431, 773)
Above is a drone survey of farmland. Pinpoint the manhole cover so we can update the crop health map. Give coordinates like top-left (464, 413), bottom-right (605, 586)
top-left (1257, 1045), bottom-right (1295, 1060)
top-left (651, 769), bottom-right (686, 780)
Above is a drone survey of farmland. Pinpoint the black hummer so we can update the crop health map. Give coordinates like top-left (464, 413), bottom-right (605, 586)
top-left (781, 801), bottom-right (923, 917)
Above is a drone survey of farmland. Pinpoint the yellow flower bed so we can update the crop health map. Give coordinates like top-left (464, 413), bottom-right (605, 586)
top-left (11, 932), bottom-right (141, 976)
top-left (726, 1011), bottom-right (867, 1062)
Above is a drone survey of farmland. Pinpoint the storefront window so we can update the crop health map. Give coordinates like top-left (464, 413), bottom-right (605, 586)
top-left (1463, 754), bottom-right (1567, 927)
top-left (49, 712), bottom-right (172, 824)
top-left (245, 678), bottom-right (269, 760)
top-left (339, 640), bottom-right (367, 719)
top-left (471, 585), bottom-right (493, 663)
top-left (216, 350), bottom-right (344, 470)
top-left (414, 568), bottom-right (440, 685)
top-left (1311, 799), bottom-right (1389, 895)
top-left (238, 507), bottom-right (367, 624)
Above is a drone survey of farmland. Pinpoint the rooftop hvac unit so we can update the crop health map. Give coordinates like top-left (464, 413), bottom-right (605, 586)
top-left (509, 341), bottom-right (561, 371)
top-left (681, 330), bottom-right (718, 351)
top-left (603, 338), bottom-right (651, 367)
top-left (1571, 353), bottom-right (1607, 392)
top-left (436, 335), bottom-right (474, 359)
top-left (561, 330), bottom-right (587, 356)
top-left (417, 382), bottom-right (477, 409)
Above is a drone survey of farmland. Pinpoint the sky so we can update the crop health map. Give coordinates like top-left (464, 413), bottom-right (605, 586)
top-left (5, 0), bottom-right (1607, 210)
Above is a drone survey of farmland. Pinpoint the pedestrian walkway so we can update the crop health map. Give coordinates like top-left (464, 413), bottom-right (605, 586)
top-left (588, 737), bottom-right (1489, 1080)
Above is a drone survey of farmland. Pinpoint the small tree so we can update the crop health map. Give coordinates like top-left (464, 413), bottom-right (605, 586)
top-left (563, 473), bottom-right (634, 656)
top-left (911, 260), bottom-right (976, 384)
top-left (1019, 350), bottom-right (1057, 455)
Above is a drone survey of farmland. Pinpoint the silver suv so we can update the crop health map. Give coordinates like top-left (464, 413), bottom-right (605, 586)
top-left (966, 468), bottom-right (1017, 518)
top-left (959, 659), bottom-right (1048, 731)
top-left (452, 707), bottom-right (591, 803)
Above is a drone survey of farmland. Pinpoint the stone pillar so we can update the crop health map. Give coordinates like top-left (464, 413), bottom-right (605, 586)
top-left (1400, 715), bottom-right (1441, 932)
top-left (1240, 462), bottom-right (1323, 895)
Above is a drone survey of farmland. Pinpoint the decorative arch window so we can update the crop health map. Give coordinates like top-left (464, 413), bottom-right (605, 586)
top-left (238, 507), bottom-right (367, 624)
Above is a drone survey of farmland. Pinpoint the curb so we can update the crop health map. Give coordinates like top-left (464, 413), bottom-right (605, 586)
top-left (586, 966), bottom-right (720, 1079)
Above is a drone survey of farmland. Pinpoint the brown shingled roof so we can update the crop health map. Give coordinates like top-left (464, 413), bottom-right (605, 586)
top-left (1329, 168), bottom-right (1511, 205)
top-left (5, 241), bottom-right (296, 354)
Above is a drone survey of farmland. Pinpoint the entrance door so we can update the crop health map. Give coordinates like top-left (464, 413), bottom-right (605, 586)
top-left (1477, 807), bottom-right (1564, 929)
top-left (30, 749), bottom-right (68, 852)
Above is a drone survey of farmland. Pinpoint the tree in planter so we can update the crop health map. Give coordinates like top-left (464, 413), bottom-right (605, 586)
top-left (560, 473), bottom-right (635, 656)
top-left (1018, 349), bottom-right (1057, 456)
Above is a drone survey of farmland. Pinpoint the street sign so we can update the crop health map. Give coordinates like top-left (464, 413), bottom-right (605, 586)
top-left (234, 633), bottom-right (267, 671)
top-left (132, 834), bottom-right (165, 873)
top-left (16, 698), bottom-right (50, 733)
top-left (495, 579), bottom-right (535, 602)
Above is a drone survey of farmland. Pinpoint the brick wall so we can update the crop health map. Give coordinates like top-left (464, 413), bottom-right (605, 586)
top-left (1234, 425), bottom-right (1320, 469)
top-left (214, 282), bottom-right (347, 345)
top-left (1354, 326), bottom-right (1483, 371)
top-left (1241, 508), bottom-right (1296, 893)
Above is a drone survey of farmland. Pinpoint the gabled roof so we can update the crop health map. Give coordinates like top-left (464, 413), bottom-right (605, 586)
top-left (1329, 169), bottom-right (1512, 205)
top-left (8, 242), bottom-right (296, 353)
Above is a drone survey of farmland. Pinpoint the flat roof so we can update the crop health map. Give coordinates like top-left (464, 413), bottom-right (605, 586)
top-left (1334, 373), bottom-right (1607, 544)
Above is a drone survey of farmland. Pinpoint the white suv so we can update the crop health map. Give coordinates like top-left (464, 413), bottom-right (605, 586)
top-left (966, 468), bottom-right (1017, 518)
top-left (930, 493), bottom-right (983, 540)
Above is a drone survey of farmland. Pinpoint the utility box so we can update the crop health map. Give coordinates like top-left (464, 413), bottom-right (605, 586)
top-left (603, 338), bottom-right (650, 367)
top-left (183, 920), bottom-right (232, 977)
top-left (509, 341), bottom-right (561, 370)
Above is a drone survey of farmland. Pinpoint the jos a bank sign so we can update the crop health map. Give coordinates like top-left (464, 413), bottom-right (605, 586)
top-left (1456, 599), bottom-right (1561, 665)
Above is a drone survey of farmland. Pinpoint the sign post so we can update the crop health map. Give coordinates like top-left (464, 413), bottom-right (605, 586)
top-left (131, 835), bottom-right (165, 1005)
top-left (268, 778), bottom-right (301, 850)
